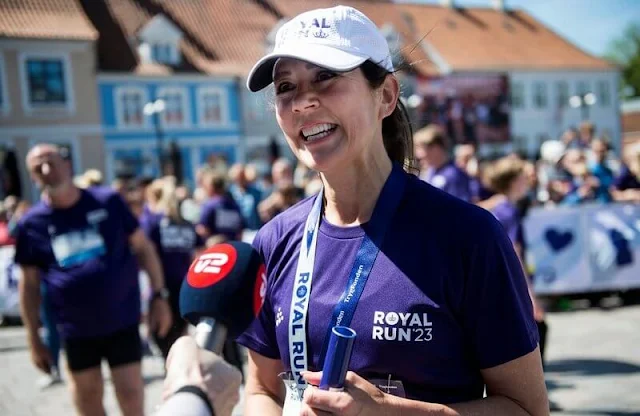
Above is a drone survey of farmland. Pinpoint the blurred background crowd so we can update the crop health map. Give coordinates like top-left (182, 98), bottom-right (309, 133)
top-left (4, 119), bottom-right (636, 250)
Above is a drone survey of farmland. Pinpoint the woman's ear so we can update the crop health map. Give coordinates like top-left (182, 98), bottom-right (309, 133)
top-left (379, 75), bottom-right (400, 120)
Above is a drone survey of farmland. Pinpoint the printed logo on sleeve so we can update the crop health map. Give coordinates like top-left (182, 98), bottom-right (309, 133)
top-left (371, 311), bottom-right (433, 342)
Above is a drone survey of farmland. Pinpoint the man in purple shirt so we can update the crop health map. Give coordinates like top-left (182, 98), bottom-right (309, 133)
top-left (415, 124), bottom-right (473, 202)
top-left (196, 169), bottom-right (245, 242)
top-left (15, 144), bottom-right (172, 416)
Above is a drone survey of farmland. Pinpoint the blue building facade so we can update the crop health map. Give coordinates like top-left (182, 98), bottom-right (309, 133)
top-left (98, 74), bottom-right (242, 189)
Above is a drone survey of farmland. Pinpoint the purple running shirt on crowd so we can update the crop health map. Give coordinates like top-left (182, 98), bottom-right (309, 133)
top-left (198, 195), bottom-right (245, 241)
top-left (237, 163), bottom-right (538, 404)
top-left (489, 200), bottom-right (521, 246)
top-left (422, 161), bottom-right (473, 202)
top-left (141, 212), bottom-right (203, 293)
top-left (14, 187), bottom-right (141, 339)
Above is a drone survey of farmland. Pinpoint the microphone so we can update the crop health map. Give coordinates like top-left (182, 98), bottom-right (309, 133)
top-left (180, 241), bottom-right (266, 353)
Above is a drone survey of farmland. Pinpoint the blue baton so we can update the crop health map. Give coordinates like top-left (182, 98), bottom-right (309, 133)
top-left (319, 326), bottom-right (357, 391)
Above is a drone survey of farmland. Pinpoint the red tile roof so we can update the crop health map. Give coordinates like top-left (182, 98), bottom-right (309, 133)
top-left (0, 0), bottom-right (97, 41)
top-left (397, 4), bottom-right (614, 72)
top-left (4, 0), bottom-right (614, 77)
top-left (82, 0), bottom-right (280, 75)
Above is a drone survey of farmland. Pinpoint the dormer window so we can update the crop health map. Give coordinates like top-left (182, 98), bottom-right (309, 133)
top-left (138, 14), bottom-right (183, 65)
top-left (152, 42), bottom-right (178, 65)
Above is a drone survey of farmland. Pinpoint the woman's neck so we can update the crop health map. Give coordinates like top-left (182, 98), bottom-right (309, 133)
top-left (320, 150), bottom-right (393, 227)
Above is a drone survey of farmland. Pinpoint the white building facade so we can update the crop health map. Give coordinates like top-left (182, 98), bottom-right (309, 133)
top-left (509, 69), bottom-right (621, 157)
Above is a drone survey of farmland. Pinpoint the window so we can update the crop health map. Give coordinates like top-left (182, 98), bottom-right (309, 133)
top-left (117, 88), bottom-right (146, 127)
top-left (25, 58), bottom-right (67, 104)
top-left (556, 81), bottom-right (569, 108)
top-left (198, 87), bottom-right (227, 125)
top-left (533, 82), bottom-right (547, 109)
top-left (152, 43), bottom-right (177, 64)
top-left (577, 81), bottom-right (589, 96)
top-left (157, 88), bottom-right (188, 126)
top-left (597, 81), bottom-right (611, 107)
top-left (510, 82), bottom-right (525, 109)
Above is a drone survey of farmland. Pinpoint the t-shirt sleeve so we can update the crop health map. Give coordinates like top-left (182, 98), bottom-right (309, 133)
top-left (109, 192), bottom-right (139, 236)
top-left (613, 167), bottom-right (630, 190)
top-left (194, 227), bottom-right (205, 249)
top-left (235, 225), bottom-right (280, 359)
top-left (493, 209), bottom-right (519, 245)
top-left (13, 219), bottom-right (42, 268)
top-left (198, 204), bottom-right (217, 235)
top-left (461, 211), bottom-right (539, 369)
top-left (446, 171), bottom-right (472, 202)
top-left (140, 217), bottom-right (160, 250)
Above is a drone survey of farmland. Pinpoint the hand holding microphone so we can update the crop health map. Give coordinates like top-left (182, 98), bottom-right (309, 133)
top-left (158, 241), bottom-right (266, 416)
top-left (162, 336), bottom-right (242, 416)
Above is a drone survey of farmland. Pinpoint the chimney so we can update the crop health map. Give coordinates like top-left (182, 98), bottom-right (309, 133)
top-left (492, 0), bottom-right (505, 11)
top-left (441, 0), bottom-right (455, 8)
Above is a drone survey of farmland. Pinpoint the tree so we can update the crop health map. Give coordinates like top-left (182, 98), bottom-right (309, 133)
top-left (605, 23), bottom-right (640, 99)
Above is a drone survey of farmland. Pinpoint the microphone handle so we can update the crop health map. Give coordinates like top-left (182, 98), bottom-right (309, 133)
top-left (194, 317), bottom-right (228, 354)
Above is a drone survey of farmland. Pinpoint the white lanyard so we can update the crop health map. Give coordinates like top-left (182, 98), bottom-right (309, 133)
top-left (287, 188), bottom-right (323, 395)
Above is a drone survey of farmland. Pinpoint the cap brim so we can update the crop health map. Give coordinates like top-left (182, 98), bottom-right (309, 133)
top-left (246, 44), bottom-right (368, 92)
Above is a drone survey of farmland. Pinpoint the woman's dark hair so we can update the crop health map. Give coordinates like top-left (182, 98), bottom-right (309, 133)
top-left (360, 60), bottom-right (414, 172)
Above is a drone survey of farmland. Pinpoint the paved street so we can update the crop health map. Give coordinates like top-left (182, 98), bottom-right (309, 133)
top-left (1, 306), bottom-right (639, 415)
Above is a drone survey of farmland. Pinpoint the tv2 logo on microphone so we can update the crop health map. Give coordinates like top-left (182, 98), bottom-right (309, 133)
top-left (253, 264), bottom-right (267, 316)
top-left (187, 243), bottom-right (238, 288)
top-left (194, 253), bottom-right (229, 274)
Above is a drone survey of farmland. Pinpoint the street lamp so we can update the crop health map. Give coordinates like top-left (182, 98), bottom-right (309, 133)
top-left (569, 92), bottom-right (596, 121)
top-left (143, 98), bottom-right (166, 176)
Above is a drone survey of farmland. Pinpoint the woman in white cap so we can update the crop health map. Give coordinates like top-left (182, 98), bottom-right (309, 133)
top-left (237, 5), bottom-right (548, 415)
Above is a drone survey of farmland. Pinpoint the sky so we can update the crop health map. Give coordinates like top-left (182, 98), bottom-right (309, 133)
top-left (400, 0), bottom-right (640, 57)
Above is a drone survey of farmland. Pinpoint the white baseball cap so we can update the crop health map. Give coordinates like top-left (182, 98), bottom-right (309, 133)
top-left (247, 5), bottom-right (394, 92)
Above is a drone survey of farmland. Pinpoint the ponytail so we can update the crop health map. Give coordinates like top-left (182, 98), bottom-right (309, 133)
top-left (360, 60), bottom-right (415, 173)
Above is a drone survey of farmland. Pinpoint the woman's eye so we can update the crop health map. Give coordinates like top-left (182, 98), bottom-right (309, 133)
top-left (316, 71), bottom-right (337, 82)
top-left (276, 82), bottom-right (294, 95)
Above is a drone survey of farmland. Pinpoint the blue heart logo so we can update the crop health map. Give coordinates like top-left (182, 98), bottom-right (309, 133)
top-left (544, 228), bottom-right (574, 252)
top-left (609, 229), bottom-right (633, 267)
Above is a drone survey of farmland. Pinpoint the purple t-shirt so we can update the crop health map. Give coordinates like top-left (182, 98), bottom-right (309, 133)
top-left (422, 162), bottom-right (472, 202)
top-left (469, 177), bottom-right (494, 202)
top-left (237, 167), bottom-right (538, 404)
top-left (198, 194), bottom-right (245, 241)
top-left (14, 187), bottom-right (140, 339)
top-left (490, 200), bottom-right (521, 245)
top-left (141, 212), bottom-right (203, 293)
top-left (614, 165), bottom-right (640, 191)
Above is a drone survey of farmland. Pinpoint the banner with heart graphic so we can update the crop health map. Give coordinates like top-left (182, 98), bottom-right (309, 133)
top-left (0, 246), bottom-right (22, 319)
top-left (585, 204), bottom-right (640, 290)
top-left (524, 203), bottom-right (640, 295)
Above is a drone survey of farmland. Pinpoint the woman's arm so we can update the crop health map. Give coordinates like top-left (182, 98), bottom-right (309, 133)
top-left (244, 350), bottom-right (286, 415)
top-left (392, 348), bottom-right (548, 415)
top-left (302, 350), bottom-right (548, 416)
